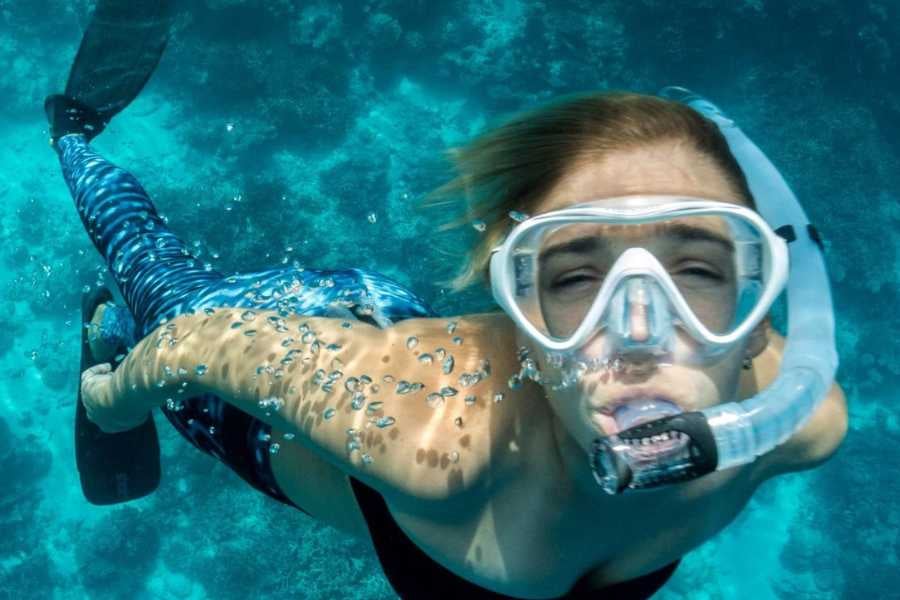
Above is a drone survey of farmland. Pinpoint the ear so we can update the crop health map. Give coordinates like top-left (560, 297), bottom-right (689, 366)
top-left (746, 315), bottom-right (771, 360)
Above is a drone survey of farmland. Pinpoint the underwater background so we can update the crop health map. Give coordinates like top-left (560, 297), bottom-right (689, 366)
top-left (1, 0), bottom-right (897, 598)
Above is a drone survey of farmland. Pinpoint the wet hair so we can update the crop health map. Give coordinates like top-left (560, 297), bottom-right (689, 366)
top-left (425, 90), bottom-right (756, 291)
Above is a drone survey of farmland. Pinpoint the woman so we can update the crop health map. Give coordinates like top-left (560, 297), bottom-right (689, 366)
top-left (66, 87), bottom-right (849, 598)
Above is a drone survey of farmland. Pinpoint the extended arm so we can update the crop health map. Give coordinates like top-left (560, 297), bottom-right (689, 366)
top-left (109, 308), bottom-right (517, 503)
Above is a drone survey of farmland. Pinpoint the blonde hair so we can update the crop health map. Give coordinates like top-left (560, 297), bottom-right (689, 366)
top-left (424, 91), bottom-right (755, 292)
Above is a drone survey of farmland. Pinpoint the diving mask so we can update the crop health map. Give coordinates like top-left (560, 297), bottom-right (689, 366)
top-left (489, 195), bottom-right (788, 369)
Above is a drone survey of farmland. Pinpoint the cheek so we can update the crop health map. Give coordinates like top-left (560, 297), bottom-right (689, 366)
top-left (699, 348), bottom-right (746, 400)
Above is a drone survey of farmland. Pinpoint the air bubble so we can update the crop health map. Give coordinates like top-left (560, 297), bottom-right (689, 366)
top-left (258, 397), bottom-right (285, 412)
top-left (195, 364), bottom-right (208, 376)
top-left (508, 374), bottom-right (522, 390)
top-left (458, 372), bottom-right (481, 387)
top-left (520, 358), bottom-right (539, 381)
top-left (426, 393), bottom-right (444, 408)
top-left (375, 416), bottom-right (395, 428)
top-left (406, 336), bottom-right (418, 350)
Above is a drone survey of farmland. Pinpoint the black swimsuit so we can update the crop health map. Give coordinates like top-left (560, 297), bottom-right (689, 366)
top-left (348, 477), bottom-right (679, 599)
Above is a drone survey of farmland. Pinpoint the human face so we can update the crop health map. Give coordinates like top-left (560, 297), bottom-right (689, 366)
top-left (517, 141), bottom-right (768, 453)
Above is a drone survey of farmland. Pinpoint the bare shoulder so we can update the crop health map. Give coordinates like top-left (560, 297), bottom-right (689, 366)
top-left (170, 308), bottom-right (525, 508)
top-left (744, 327), bottom-right (849, 484)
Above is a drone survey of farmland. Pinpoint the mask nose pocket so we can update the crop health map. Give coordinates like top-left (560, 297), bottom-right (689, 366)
top-left (606, 275), bottom-right (674, 356)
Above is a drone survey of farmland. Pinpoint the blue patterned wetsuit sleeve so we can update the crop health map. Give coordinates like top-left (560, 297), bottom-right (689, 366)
top-left (57, 134), bottom-right (222, 337)
top-left (57, 133), bottom-right (437, 507)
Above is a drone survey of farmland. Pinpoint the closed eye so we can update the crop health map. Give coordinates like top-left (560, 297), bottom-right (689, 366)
top-left (550, 273), bottom-right (600, 290)
top-left (677, 267), bottom-right (723, 280)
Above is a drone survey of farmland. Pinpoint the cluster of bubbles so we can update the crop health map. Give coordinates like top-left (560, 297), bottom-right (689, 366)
top-left (344, 428), bottom-right (373, 465)
top-left (154, 321), bottom-right (180, 350)
top-left (258, 396), bottom-right (285, 417)
top-left (541, 352), bottom-right (629, 391)
top-left (404, 322), bottom-right (496, 409)
top-left (257, 314), bottom-right (619, 466)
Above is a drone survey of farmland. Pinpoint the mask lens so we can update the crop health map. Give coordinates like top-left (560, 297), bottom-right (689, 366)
top-left (506, 212), bottom-right (768, 341)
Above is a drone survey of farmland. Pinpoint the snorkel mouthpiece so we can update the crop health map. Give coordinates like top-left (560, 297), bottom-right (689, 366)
top-left (590, 412), bottom-right (719, 494)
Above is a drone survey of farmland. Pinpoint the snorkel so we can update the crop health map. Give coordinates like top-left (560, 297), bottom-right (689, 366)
top-left (586, 88), bottom-right (839, 494)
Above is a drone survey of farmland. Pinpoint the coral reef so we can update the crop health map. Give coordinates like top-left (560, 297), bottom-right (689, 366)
top-left (1, 0), bottom-right (896, 597)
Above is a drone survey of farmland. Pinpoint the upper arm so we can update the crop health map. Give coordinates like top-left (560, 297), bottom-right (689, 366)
top-left (749, 327), bottom-right (849, 483)
top-left (176, 309), bottom-right (509, 507)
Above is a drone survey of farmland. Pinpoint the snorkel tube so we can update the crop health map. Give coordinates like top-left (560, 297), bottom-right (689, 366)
top-left (590, 88), bottom-right (839, 494)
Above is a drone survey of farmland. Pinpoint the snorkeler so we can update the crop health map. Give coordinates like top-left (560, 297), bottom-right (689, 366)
top-left (55, 3), bottom-right (847, 598)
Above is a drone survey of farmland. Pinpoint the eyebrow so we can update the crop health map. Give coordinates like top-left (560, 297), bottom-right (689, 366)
top-left (538, 224), bottom-right (735, 264)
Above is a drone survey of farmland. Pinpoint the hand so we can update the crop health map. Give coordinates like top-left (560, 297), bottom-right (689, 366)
top-left (81, 363), bottom-right (149, 433)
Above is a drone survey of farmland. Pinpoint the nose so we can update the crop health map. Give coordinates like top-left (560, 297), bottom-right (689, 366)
top-left (626, 279), bottom-right (651, 343)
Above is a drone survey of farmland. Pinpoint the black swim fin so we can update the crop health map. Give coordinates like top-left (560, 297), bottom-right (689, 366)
top-left (45, 0), bottom-right (174, 142)
top-left (76, 287), bottom-right (161, 505)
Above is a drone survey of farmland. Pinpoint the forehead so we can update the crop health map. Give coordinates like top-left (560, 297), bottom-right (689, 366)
top-left (536, 142), bottom-right (747, 214)
top-left (542, 218), bottom-right (734, 248)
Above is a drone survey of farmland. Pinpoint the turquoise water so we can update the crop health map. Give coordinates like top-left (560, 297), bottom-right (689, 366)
top-left (2, 1), bottom-right (896, 598)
